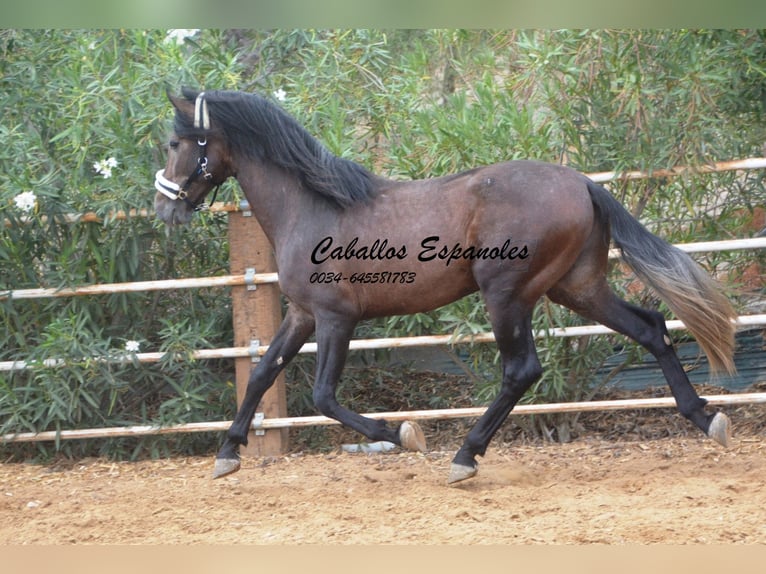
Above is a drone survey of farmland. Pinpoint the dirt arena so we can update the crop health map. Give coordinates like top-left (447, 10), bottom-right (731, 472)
top-left (2, 428), bottom-right (765, 544)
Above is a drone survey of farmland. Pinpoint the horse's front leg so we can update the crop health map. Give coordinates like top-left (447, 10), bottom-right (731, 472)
top-left (213, 305), bottom-right (315, 479)
top-left (312, 315), bottom-right (426, 452)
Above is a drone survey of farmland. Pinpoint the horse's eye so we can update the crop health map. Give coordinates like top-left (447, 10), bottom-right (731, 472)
top-left (169, 140), bottom-right (180, 150)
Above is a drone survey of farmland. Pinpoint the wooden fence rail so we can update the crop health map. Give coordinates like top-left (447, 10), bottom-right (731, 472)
top-left (3, 313), bottom-right (766, 373)
top-left (3, 237), bottom-right (765, 302)
top-left (4, 393), bottom-right (766, 444)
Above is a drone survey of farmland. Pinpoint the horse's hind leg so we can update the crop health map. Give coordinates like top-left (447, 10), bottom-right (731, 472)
top-left (450, 302), bottom-right (542, 484)
top-left (213, 304), bottom-right (316, 479)
top-left (548, 280), bottom-right (731, 447)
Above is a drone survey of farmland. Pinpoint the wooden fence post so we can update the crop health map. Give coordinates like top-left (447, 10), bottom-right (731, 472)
top-left (228, 208), bottom-right (288, 457)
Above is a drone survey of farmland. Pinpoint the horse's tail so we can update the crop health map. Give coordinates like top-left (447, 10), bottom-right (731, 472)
top-left (585, 179), bottom-right (736, 374)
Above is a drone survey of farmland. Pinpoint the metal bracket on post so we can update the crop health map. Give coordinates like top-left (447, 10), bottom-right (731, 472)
top-left (244, 267), bottom-right (257, 291)
top-left (239, 199), bottom-right (253, 217)
top-left (248, 339), bottom-right (261, 363)
top-left (252, 412), bottom-right (265, 436)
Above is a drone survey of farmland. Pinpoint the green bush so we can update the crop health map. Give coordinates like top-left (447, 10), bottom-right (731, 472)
top-left (1, 29), bottom-right (764, 458)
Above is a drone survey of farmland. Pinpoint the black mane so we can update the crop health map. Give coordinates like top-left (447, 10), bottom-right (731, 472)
top-left (174, 88), bottom-right (376, 208)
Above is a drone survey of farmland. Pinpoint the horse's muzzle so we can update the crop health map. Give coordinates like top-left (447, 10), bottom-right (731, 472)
top-left (154, 189), bottom-right (194, 226)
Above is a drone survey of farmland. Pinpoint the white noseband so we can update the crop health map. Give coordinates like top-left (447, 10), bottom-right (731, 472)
top-left (155, 169), bottom-right (182, 200)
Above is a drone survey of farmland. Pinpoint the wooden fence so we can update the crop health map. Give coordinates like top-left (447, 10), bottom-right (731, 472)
top-left (2, 158), bottom-right (766, 454)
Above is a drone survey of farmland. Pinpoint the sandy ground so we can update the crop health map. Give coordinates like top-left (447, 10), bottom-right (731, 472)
top-left (2, 433), bottom-right (765, 545)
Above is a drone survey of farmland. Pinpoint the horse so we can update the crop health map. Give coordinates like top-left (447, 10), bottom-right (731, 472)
top-left (154, 88), bottom-right (737, 484)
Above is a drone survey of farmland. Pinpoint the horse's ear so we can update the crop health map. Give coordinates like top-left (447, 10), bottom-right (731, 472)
top-left (167, 90), bottom-right (194, 118)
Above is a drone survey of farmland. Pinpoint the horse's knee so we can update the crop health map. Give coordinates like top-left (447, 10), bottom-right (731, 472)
top-left (312, 383), bottom-right (336, 416)
top-left (499, 355), bottom-right (542, 398)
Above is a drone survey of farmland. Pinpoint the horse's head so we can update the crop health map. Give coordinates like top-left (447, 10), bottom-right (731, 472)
top-left (154, 90), bottom-right (234, 225)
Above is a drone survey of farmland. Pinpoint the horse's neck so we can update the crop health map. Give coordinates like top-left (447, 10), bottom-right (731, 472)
top-left (234, 161), bottom-right (327, 248)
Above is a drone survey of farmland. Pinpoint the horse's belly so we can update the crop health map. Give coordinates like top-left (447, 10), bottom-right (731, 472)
top-left (356, 264), bottom-right (479, 318)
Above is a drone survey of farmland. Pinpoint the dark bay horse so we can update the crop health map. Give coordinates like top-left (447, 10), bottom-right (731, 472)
top-left (154, 88), bottom-right (736, 484)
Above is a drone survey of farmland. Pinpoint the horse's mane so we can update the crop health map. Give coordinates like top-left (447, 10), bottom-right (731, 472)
top-left (173, 88), bottom-right (376, 209)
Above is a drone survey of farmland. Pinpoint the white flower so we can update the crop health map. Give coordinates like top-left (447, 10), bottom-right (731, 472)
top-left (93, 157), bottom-right (118, 179)
top-left (273, 88), bottom-right (287, 102)
top-left (124, 340), bottom-right (140, 353)
top-left (13, 191), bottom-right (37, 213)
top-left (164, 29), bottom-right (200, 45)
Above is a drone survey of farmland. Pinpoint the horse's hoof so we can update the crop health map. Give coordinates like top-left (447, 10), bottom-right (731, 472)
top-left (448, 463), bottom-right (478, 485)
top-left (707, 412), bottom-right (732, 448)
top-left (399, 420), bottom-right (427, 452)
top-left (212, 457), bottom-right (241, 479)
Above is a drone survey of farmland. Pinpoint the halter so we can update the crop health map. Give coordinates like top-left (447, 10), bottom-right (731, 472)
top-left (154, 92), bottom-right (219, 212)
